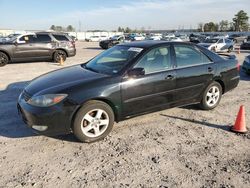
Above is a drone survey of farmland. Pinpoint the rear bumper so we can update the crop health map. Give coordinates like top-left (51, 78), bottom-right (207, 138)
top-left (225, 75), bottom-right (240, 93)
top-left (67, 48), bottom-right (76, 57)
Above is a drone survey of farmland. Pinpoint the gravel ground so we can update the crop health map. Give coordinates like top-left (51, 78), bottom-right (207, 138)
top-left (0, 42), bottom-right (249, 188)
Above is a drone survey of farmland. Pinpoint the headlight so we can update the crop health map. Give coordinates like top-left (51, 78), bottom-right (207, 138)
top-left (27, 94), bottom-right (68, 107)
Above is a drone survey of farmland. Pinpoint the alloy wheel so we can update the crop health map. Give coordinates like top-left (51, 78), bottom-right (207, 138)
top-left (80, 109), bottom-right (109, 138)
top-left (206, 86), bottom-right (220, 107)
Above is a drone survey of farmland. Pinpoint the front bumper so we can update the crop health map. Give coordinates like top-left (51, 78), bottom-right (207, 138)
top-left (17, 96), bottom-right (77, 136)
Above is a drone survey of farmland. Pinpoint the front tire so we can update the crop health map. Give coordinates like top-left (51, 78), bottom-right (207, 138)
top-left (73, 100), bottom-right (114, 143)
top-left (0, 52), bottom-right (9, 67)
top-left (200, 82), bottom-right (222, 110)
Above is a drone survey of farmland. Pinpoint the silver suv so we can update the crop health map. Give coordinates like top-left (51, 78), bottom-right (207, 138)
top-left (0, 32), bottom-right (76, 67)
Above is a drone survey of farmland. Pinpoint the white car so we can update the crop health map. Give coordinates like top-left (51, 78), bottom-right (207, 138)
top-left (149, 35), bottom-right (162, 40)
top-left (163, 36), bottom-right (182, 42)
top-left (87, 36), bottom-right (101, 42)
top-left (100, 35), bottom-right (109, 41)
top-left (198, 38), bottom-right (234, 53)
top-left (133, 35), bottom-right (145, 41)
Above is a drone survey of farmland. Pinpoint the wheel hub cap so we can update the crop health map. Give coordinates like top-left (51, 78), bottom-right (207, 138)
top-left (80, 109), bottom-right (109, 138)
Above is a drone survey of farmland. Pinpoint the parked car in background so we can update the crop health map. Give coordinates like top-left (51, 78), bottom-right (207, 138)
top-left (18, 41), bottom-right (239, 142)
top-left (0, 32), bottom-right (76, 66)
top-left (162, 36), bottom-right (182, 42)
top-left (69, 35), bottom-right (78, 42)
top-left (148, 34), bottom-right (162, 40)
top-left (242, 55), bottom-right (250, 75)
top-left (228, 34), bottom-right (247, 43)
top-left (0, 33), bottom-right (21, 42)
top-left (240, 36), bottom-right (250, 50)
top-left (198, 38), bottom-right (234, 53)
top-left (100, 35), bottom-right (109, 41)
top-left (175, 34), bottom-right (189, 41)
top-left (99, 35), bottom-right (125, 49)
top-left (189, 33), bottom-right (206, 43)
top-left (86, 36), bottom-right (101, 42)
top-left (132, 34), bottom-right (145, 41)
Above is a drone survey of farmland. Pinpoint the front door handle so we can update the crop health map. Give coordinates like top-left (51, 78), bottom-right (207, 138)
top-left (208, 67), bottom-right (213, 72)
top-left (165, 75), bottom-right (175, 80)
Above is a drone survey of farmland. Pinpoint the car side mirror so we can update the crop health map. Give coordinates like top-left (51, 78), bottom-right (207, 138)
top-left (127, 68), bottom-right (145, 78)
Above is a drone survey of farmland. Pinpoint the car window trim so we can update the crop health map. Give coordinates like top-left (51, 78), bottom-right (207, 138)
top-left (174, 61), bottom-right (214, 70)
top-left (173, 44), bottom-right (213, 68)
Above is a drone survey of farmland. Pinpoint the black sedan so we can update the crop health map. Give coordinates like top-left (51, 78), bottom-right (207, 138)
top-left (99, 35), bottom-right (125, 49)
top-left (240, 36), bottom-right (250, 50)
top-left (18, 41), bottom-right (240, 142)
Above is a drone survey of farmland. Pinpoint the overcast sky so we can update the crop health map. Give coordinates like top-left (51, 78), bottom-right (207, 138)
top-left (0, 0), bottom-right (249, 31)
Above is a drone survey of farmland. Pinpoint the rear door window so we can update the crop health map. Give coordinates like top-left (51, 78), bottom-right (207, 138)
top-left (35, 34), bottom-right (52, 43)
top-left (174, 45), bottom-right (212, 68)
top-left (52, 34), bottom-right (70, 41)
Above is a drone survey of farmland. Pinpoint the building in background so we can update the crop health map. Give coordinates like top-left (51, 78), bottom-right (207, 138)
top-left (0, 29), bottom-right (14, 37)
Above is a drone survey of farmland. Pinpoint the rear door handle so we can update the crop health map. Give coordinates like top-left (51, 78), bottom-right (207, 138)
top-left (165, 75), bottom-right (175, 80)
top-left (208, 67), bottom-right (213, 72)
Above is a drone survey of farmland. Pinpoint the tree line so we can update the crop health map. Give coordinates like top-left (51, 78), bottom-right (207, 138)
top-left (49, 10), bottom-right (249, 33)
top-left (49, 25), bottom-right (75, 32)
top-left (198, 10), bottom-right (249, 32)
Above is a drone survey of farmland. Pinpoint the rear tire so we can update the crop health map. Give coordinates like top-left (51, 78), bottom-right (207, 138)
top-left (53, 50), bottom-right (67, 63)
top-left (73, 100), bottom-right (114, 143)
top-left (0, 52), bottom-right (9, 67)
top-left (199, 82), bottom-right (222, 110)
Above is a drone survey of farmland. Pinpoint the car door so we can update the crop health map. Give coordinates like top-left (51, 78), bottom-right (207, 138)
top-left (173, 44), bottom-right (215, 104)
top-left (121, 45), bottom-right (177, 117)
top-left (30, 34), bottom-right (52, 58)
top-left (12, 34), bottom-right (37, 59)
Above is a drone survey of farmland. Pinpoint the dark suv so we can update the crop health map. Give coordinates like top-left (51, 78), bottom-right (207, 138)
top-left (0, 32), bottom-right (76, 66)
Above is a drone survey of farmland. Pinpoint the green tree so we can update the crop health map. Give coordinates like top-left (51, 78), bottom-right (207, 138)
top-left (66, 25), bottom-right (75, 32)
top-left (197, 23), bottom-right (204, 32)
top-left (125, 27), bottom-right (132, 33)
top-left (50, 25), bottom-right (56, 30)
top-left (204, 22), bottom-right (217, 32)
top-left (118, 26), bottom-right (122, 32)
top-left (233, 10), bottom-right (249, 31)
top-left (219, 20), bottom-right (229, 31)
top-left (55, 26), bottom-right (63, 31)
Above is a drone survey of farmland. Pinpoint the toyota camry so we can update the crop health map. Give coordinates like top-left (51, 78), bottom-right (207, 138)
top-left (18, 41), bottom-right (239, 142)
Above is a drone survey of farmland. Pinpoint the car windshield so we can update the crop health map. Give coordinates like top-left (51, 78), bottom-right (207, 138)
top-left (83, 45), bottom-right (143, 75)
top-left (204, 38), bottom-right (219, 43)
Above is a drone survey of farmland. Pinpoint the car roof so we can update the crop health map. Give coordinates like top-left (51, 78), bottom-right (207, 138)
top-left (118, 40), bottom-right (193, 49)
top-left (35, 31), bottom-right (68, 35)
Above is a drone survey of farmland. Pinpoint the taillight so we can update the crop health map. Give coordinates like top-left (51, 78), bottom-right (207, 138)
top-left (67, 41), bottom-right (75, 48)
top-left (236, 61), bottom-right (240, 71)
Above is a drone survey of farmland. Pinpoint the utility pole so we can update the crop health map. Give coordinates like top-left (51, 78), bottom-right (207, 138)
top-left (78, 21), bottom-right (82, 32)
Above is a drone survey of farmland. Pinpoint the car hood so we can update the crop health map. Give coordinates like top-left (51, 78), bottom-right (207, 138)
top-left (25, 65), bottom-right (108, 96)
